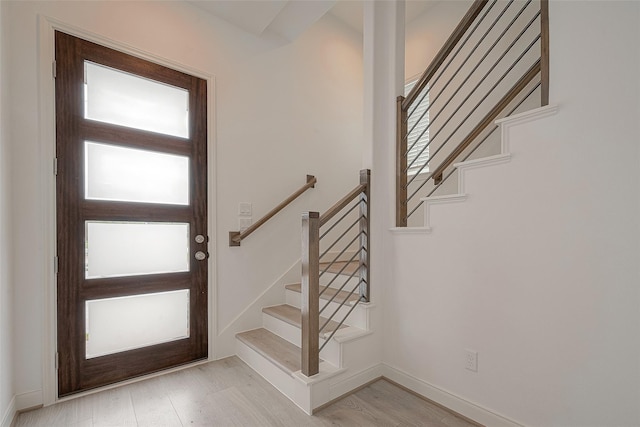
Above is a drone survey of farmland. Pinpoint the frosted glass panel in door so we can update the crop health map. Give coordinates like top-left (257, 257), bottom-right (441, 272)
top-left (85, 289), bottom-right (190, 359)
top-left (84, 141), bottom-right (189, 205)
top-left (86, 222), bottom-right (189, 279)
top-left (84, 62), bottom-right (189, 138)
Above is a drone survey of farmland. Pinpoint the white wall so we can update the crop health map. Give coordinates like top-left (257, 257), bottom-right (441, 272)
top-left (384, 1), bottom-right (640, 426)
top-left (5, 0), bottom-right (362, 406)
top-left (0, 0), bottom-right (15, 423)
top-left (405, 0), bottom-right (471, 80)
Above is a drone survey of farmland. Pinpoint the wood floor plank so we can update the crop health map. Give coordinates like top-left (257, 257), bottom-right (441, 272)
top-left (173, 386), bottom-right (275, 426)
top-left (15, 357), bottom-right (477, 427)
top-left (14, 405), bottom-right (90, 427)
top-left (193, 355), bottom-right (264, 393)
top-left (91, 387), bottom-right (137, 427)
top-left (354, 379), bottom-right (453, 424)
top-left (235, 379), bottom-right (330, 427)
top-left (314, 379), bottom-right (475, 426)
top-left (128, 375), bottom-right (183, 426)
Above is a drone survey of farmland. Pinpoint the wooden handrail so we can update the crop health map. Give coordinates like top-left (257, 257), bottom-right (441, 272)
top-left (396, 96), bottom-right (408, 227)
top-left (402, 0), bottom-right (488, 110)
top-left (319, 183), bottom-right (367, 227)
top-left (229, 175), bottom-right (316, 246)
top-left (431, 60), bottom-right (541, 184)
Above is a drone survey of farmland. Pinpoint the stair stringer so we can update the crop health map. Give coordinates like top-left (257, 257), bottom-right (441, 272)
top-left (216, 259), bottom-right (300, 358)
top-left (420, 105), bottom-right (559, 230)
top-left (219, 251), bottom-right (359, 357)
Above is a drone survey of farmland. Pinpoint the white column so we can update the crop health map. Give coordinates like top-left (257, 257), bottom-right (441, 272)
top-left (363, 0), bottom-right (405, 174)
top-left (362, 0), bottom-right (404, 355)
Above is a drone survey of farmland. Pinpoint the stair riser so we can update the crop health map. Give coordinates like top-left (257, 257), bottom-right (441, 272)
top-left (285, 290), bottom-right (367, 329)
top-left (261, 312), bottom-right (299, 346)
top-left (237, 328), bottom-right (379, 413)
top-left (261, 312), bottom-right (342, 367)
top-left (235, 339), bottom-right (313, 414)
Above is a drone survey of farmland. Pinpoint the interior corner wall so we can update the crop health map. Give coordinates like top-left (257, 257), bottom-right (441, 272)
top-left (0, 0), bottom-right (15, 423)
top-left (384, 1), bottom-right (640, 426)
top-left (6, 0), bottom-right (363, 406)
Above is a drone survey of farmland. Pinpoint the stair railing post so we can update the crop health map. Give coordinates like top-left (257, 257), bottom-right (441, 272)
top-left (396, 96), bottom-right (408, 227)
top-left (540, 0), bottom-right (550, 106)
top-left (301, 211), bottom-right (320, 377)
top-left (359, 170), bottom-right (371, 302)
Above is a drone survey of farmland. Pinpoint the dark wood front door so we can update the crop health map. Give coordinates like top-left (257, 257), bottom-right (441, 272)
top-left (55, 31), bottom-right (208, 396)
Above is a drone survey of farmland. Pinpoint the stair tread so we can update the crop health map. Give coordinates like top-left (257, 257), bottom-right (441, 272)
top-left (319, 261), bottom-right (360, 276)
top-left (236, 328), bottom-right (301, 374)
top-left (285, 283), bottom-right (359, 304)
top-left (263, 304), bottom-right (348, 334)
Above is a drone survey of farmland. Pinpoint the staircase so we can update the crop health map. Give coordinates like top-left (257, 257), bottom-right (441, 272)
top-left (396, 0), bottom-right (549, 227)
top-left (232, 171), bottom-right (377, 415)
top-left (235, 260), bottom-right (376, 414)
top-left (227, 0), bottom-right (551, 418)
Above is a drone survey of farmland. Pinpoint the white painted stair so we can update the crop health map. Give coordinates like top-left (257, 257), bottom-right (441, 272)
top-left (235, 261), bottom-right (377, 414)
top-left (393, 105), bottom-right (560, 233)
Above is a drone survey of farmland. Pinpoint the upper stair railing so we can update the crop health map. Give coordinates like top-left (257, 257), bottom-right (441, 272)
top-left (301, 170), bottom-right (370, 376)
top-left (396, 0), bottom-right (549, 226)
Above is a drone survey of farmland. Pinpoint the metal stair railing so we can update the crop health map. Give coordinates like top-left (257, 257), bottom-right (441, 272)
top-left (396, 0), bottom-right (549, 227)
top-left (301, 170), bottom-right (370, 377)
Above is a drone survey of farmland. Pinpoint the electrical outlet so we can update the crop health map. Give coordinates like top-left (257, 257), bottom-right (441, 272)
top-left (239, 202), bottom-right (252, 216)
top-left (465, 349), bottom-right (478, 372)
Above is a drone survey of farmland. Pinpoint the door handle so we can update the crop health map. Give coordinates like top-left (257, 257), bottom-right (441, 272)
top-left (194, 251), bottom-right (208, 261)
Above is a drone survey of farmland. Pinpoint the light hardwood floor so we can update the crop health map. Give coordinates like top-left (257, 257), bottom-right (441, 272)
top-left (15, 357), bottom-right (476, 426)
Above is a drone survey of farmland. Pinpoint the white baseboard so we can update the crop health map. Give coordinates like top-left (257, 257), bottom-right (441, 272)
top-left (0, 391), bottom-right (41, 427)
top-left (15, 390), bottom-right (42, 412)
top-left (1, 396), bottom-right (15, 427)
top-left (327, 363), bottom-right (382, 402)
top-left (380, 364), bottom-right (524, 427)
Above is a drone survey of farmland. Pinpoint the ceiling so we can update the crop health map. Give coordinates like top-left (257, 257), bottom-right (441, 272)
top-left (188, 0), bottom-right (441, 41)
top-left (329, 0), bottom-right (440, 34)
top-left (188, 0), bottom-right (336, 41)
